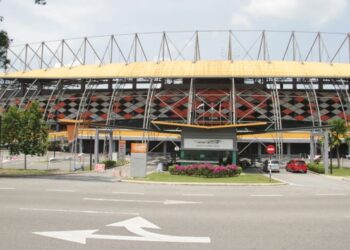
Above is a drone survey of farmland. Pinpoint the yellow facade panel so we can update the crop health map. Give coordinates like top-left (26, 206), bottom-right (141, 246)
top-left (2, 60), bottom-right (350, 79)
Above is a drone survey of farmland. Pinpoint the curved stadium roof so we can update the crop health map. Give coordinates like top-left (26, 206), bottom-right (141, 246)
top-left (1, 60), bottom-right (350, 79)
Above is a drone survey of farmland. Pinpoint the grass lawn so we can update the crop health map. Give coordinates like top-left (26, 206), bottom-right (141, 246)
top-left (0, 168), bottom-right (63, 176)
top-left (138, 172), bottom-right (279, 184)
top-left (330, 167), bottom-right (350, 176)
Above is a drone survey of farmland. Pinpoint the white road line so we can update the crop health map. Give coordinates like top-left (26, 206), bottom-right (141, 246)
top-left (84, 198), bottom-right (201, 205)
top-left (0, 187), bottom-right (16, 190)
top-left (182, 194), bottom-right (214, 197)
top-left (315, 193), bottom-right (347, 196)
top-left (250, 194), bottom-right (283, 197)
top-left (112, 192), bottom-right (144, 195)
top-left (345, 215), bottom-right (350, 218)
top-left (46, 189), bottom-right (76, 193)
top-left (19, 208), bottom-right (139, 216)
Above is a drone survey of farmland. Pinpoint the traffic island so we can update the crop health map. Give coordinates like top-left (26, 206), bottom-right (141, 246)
top-left (123, 172), bottom-right (283, 186)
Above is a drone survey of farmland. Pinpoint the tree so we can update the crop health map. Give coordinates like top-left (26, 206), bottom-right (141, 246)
top-left (329, 118), bottom-right (349, 172)
top-left (2, 102), bottom-right (48, 169)
top-left (0, 30), bottom-right (10, 69)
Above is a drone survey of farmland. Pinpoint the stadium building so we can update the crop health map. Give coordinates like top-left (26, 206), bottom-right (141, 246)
top-left (1, 30), bottom-right (350, 165)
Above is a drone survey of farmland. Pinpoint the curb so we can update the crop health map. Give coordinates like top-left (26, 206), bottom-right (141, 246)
top-left (0, 171), bottom-right (91, 178)
top-left (120, 179), bottom-right (287, 186)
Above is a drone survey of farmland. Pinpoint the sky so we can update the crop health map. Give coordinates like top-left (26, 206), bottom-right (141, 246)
top-left (1, 0), bottom-right (350, 65)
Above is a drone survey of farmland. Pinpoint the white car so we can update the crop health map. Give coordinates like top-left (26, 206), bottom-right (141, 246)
top-left (263, 159), bottom-right (280, 173)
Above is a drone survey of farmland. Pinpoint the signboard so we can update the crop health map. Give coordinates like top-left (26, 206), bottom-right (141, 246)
top-left (266, 145), bottom-right (275, 155)
top-left (95, 163), bottom-right (105, 172)
top-left (131, 143), bottom-right (148, 153)
top-left (118, 140), bottom-right (126, 160)
top-left (183, 138), bottom-right (233, 150)
top-left (130, 143), bottom-right (148, 177)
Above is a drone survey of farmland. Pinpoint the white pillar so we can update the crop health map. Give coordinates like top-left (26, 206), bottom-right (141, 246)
top-left (310, 133), bottom-right (315, 163)
top-left (108, 131), bottom-right (113, 160)
top-left (94, 130), bottom-right (99, 164)
top-left (323, 130), bottom-right (329, 174)
top-left (287, 143), bottom-right (291, 157)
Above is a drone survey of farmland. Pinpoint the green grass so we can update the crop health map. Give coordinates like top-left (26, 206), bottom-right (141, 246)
top-left (0, 168), bottom-right (63, 176)
top-left (330, 167), bottom-right (350, 176)
top-left (137, 172), bottom-right (279, 184)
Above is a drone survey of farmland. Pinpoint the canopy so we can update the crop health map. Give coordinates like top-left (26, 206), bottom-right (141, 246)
top-left (1, 60), bottom-right (350, 79)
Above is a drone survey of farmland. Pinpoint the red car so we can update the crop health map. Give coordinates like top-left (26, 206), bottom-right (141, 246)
top-left (286, 160), bottom-right (308, 173)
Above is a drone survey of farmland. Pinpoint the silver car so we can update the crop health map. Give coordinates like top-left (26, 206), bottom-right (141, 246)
top-left (263, 159), bottom-right (280, 173)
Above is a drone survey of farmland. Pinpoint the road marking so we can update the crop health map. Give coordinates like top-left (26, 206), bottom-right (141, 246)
top-left (46, 189), bottom-right (76, 193)
top-left (315, 193), bottom-right (347, 196)
top-left (345, 215), bottom-right (350, 218)
top-left (34, 216), bottom-right (210, 244)
top-left (84, 197), bottom-right (201, 205)
top-left (112, 192), bottom-right (144, 195)
top-left (182, 193), bottom-right (213, 197)
top-left (0, 187), bottom-right (16, 190)
top-left (20, 208), bottom-right (139, 216)
top-left (289, 183), bottom-right (305, 187)
top-left (250, 194), bottom-right (283, 197)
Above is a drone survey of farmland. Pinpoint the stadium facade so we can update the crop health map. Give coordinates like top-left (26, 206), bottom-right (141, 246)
top-left (1, 30), bottom-right (350, 164)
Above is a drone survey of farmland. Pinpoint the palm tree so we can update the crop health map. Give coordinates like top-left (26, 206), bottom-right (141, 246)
top-left (329, 119), bottom-right (349, 172)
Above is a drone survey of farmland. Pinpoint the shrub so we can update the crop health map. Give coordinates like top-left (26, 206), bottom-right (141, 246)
top-left (102, 159), bottom-right (129, 169)
top-left (169, 163), bottom-right (242, 178)
top-left (308, 163), bottom-right (325, 174)
top-left (102, 160), bottom-right (117, 169)
top-left (116, 159), bottom-right (129, 167)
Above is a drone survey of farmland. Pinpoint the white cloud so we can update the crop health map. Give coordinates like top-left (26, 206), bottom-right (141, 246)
top-left (232, 0), bottom-right (348, 27)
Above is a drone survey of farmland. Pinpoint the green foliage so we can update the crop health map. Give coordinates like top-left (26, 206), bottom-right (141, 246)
top-left (102, 159), bottom-right (129, 169)
top-left (328, 118), bottom-right (349, 169)
top-left (0, 30), bottom-right (10, 69)
top-left (2, 102), bottom-right (48, 168)
top-left (307, 163), bottom-right (325, 174)
top-left (102, 160), bottom-right (116, 169)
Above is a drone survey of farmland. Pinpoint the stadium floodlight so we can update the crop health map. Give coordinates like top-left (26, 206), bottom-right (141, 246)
top-left (35, 0), bottom-right (47, 5)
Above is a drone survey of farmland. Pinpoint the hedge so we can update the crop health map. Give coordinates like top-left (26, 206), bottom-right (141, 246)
top-left (307, 163), bottom-right (325, 174)
top-left (102, 159), bottom-right (129, 169)
top-left (169, 163), bottom-right (242, 178)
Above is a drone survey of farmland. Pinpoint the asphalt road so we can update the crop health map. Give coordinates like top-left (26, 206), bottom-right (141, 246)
top-left (1, 171), bottom-right (350, 250)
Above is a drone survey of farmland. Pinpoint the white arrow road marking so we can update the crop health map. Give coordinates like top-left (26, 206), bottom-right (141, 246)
top-left (34, 216), bottom-right (210, 244)
top-left (20, 208), bottom-right (139, 216)
top-left (84, 197), bottom-right (201, 205)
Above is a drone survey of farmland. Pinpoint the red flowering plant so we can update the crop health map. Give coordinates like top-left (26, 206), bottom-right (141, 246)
top-left (169, 163), bottom-right (242, 178)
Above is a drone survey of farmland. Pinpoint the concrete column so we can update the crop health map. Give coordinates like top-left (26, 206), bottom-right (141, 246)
top-left (108, 131), bottom-right (113, 160)
top-left (94, 130), bottom-right (99, 164)
top-left (287, 143), bottom-right (291, 157)
top-left (187, 78), bottom-right (194, 124)
top-left (323, 130), bottom-right (329, 174)
top-left (163, 141), bottom-right (167, 157)
top-left (79, 139), bottom-right (83, 154)
top-left (310, 133), bottom-right (315, 163)
top-left (257, 143), bottom-right (262, 158)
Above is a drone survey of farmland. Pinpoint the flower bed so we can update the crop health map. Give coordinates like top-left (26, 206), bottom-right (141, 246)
top-left (169, 163), bottom-right (242, 178)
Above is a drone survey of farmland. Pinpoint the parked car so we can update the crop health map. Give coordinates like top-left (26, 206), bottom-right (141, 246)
top-left (286, 159), bottom-right (308, 173)
top-left (263, 159), bottom-right (280, 173)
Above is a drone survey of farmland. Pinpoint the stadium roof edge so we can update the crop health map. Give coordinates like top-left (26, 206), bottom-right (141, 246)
top-left (1, 60), bottom-right (350, 79)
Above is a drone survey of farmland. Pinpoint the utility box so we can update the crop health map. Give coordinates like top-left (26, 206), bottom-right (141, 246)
top-left (130, 143), bottom-right (147, 177)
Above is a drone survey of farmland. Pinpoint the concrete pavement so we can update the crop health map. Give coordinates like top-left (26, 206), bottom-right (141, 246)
top-left (0, 171), bottom-right (350, 249)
